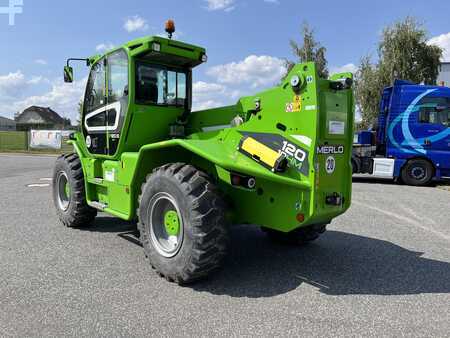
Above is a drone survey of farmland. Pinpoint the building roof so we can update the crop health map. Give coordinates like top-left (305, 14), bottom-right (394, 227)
top-left (15, 106), bottom-right (65, 124)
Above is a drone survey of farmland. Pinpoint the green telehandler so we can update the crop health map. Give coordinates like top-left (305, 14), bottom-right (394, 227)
top-left (53, 21), bottom-right (355, 284)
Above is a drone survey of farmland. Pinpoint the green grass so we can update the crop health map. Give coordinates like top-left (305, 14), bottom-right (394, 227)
top-left (0, 131), bottom-right (28, 150)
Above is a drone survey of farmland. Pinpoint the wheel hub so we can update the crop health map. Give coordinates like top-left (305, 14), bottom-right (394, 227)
top-left (411, 166), bottom-right (426, 180)
top-left (56, 171), bottom-right (70, 211)
top-left (164, 210), bottom-right (180, 236)
top-left (148, 192), bottom-right (184, 258)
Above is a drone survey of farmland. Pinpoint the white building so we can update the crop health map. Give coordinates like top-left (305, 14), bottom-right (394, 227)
top-left (437, 62), bottom-right (450, 87)
top-left (0, 116), bottom-right (16, 131)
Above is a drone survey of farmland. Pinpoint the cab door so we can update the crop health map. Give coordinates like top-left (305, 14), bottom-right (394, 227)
top-left (83, 49), bottom-right (129, 156)
top-left (415, 95), bottom-right (450, 170)
top-left (83, 57), bottom-right (108, 155)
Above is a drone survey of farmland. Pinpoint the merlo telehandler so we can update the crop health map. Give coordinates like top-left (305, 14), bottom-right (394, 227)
top-left (53, 21), bottom-right (355, 284)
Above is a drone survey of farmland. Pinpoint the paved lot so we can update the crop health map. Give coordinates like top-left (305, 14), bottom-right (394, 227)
top-left (1, 154), bottom-right (449, 337)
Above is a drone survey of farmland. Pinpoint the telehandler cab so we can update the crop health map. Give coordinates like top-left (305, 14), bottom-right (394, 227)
top-left (53, 21), bottom-right (355, 284)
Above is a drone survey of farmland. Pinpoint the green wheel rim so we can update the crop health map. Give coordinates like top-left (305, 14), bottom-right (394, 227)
top-left (164, 210), bottom-right (180, 236)
top-left (64, 181), bottom-right (71, 198)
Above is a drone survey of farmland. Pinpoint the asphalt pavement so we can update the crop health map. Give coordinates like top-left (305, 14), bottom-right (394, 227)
top-left (0, 154), bottom-right (449, 337)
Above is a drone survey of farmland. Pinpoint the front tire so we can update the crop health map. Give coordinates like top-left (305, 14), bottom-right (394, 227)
top-left (52, 153), bottom-right (97, 227)
top-left (401, 159), bottom-right (434, 186)
top-left (138, 163), bottom-right (229, 284)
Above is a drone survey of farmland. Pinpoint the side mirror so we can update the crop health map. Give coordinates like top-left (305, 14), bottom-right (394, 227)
top-left (64, 66), bottom-right (74, 83)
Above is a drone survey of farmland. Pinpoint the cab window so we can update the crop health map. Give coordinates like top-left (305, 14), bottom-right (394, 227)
top-left (84, 59), bottom-right (106, 113)
top-left (108, 50), bottom-right (129, 103)
top-left (136, 63), bottom-right (187, 106)
top-left (418, 97), bottom-right (450, 127)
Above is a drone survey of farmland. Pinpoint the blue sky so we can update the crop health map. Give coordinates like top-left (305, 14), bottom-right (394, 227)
top-left (0, 0), bottom-right (449, 122)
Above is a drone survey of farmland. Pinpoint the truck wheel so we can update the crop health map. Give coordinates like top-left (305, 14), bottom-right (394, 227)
top-left (401, 159), bottom-right (434, 186)
top-left (138, 163), bottom-right (229, 284)
top-left (351, 158), bottom-right (358, 174)
top-left (262, 224), bottom-right (326, 245)
top-left (53, 153), bottom-right (97, 227)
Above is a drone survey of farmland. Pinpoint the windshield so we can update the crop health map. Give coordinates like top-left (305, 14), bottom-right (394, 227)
top-left (136, 63), bottom-right (187, 106)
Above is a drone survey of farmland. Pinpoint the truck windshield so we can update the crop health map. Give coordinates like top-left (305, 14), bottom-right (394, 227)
top-left (135, 63), bottom-right (187, 107)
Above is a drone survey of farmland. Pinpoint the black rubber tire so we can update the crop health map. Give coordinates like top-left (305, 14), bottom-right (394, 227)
top-left (52, 153), bottom-right (97, 227)
top-left (351, 157), bottom-right (359, 174)
top-left (263, 224), bottom-right (326, 245)
top-left (138, 163), bottom-right (229, 284)
top-left (401, 159), bottom-right (434, 186)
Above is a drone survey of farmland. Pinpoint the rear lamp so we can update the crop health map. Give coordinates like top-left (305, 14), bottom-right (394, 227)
top-left (296, 213), bottom-right (305, 223)
top-left (152, 42), bottom-right (161, 52)
top-left (230, 173), bottom-right (256, 190)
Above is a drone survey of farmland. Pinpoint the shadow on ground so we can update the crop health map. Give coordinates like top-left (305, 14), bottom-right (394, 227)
top-left (78, 216), bottom-right (141, 246)
top-left (352, 176), bottom-right (398, 185)
top-left (82, 217), bottom-right (450, 298)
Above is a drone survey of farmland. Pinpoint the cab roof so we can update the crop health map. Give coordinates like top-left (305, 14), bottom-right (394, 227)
top-left (89, 36), bottom-right (207, 69)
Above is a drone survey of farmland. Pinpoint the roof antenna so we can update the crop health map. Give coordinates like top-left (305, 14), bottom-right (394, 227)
top-left (165, 19), bottom-right (175, 39)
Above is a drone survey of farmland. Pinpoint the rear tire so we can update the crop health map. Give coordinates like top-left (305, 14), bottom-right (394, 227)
top-left (401, 159), bottom-right (434, 186)
top-left (52, 153), bottom-right (97, 227)
top-left (263, 224), bottom-right (326, 245)
top-left (138, 163), bottom-right (229, 284)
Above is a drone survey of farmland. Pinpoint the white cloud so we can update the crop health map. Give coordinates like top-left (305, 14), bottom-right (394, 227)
top-left (0, 70), bottom-right (82, 121)
top-left (206, 55), bottom-right (285, 88)
top-left (428, 32), bottom-right (450, 62)
top-left (124, 15), bottom-right (149, 33)
top-left (0, 71), bottom-right (27, 99)
top-left (193, 81), bottom-right (226, 94)
top-left (264, 0), bottom-right (279, 4)
top-left (35, 59), bottom-right (47, 65)
top-left (10, 77), bottom-right (87, 123)
top-left (192, 81), bottom-right (226, 111)
top-left (330, 63), bottom-right (358, 75)
top-left (27, 76), bottom-right (45, 85)
top-left (204, 0), bottom-right (235, 11)
top-left (96, 43), bottom-right (115, 52)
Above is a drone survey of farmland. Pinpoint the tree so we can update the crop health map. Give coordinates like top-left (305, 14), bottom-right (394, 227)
top-left (356, 17), bottom-right (442, 128)
top-left (355, 56), bottom-right (382, 128)
top-left (285, 22), bottom-right (329, 79)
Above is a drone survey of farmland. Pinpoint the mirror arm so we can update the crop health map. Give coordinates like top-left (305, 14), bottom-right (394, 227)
top-left (66, 58), bottom-right (90, 68)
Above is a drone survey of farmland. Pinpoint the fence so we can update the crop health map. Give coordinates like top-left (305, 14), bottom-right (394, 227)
top-left (0, 131), bottom-right (74, 153)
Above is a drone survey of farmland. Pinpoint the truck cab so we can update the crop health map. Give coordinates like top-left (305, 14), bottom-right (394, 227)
top-left (353, 80), bottom-right (450, 185)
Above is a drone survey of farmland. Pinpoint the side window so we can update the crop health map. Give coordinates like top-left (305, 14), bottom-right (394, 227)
top-left (108, 50), bottom-right (129, 103)
top-left (418, 97), bottom-right (450, 127)
top-left (177, 73), bottom-right (186, 104)
top-left (84, 59), bottom-right (106, 113)
top-left (136, 65), bottom-right (161, 104)
top-left (167, 71), bottom-right (177, 104)
top-left (135, 63), bottom-right (187, 106)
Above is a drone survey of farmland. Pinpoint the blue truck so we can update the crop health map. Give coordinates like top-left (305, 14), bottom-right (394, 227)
top-left (352, 80), bottom-right (450, 186)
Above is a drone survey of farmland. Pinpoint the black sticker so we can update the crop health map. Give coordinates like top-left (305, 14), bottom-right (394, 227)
top-left (239, 132), bottom-right (310, 175)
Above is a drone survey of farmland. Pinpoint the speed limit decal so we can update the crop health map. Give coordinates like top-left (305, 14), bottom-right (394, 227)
top-left (325, 156), bottom-right (336, 174)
